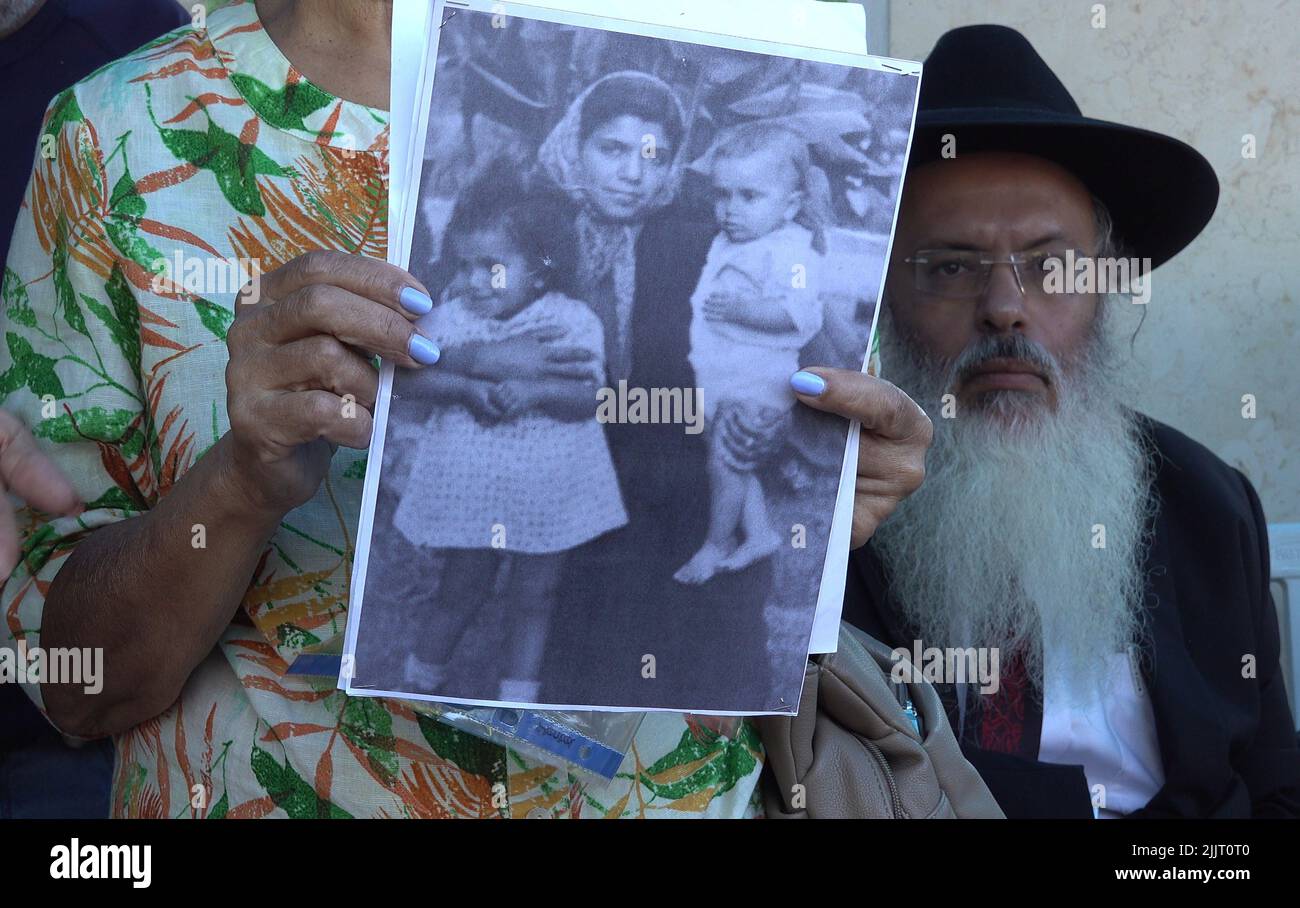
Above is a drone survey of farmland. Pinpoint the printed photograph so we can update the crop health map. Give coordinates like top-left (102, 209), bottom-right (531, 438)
top-left (350, 5), bottom-right (919, 712)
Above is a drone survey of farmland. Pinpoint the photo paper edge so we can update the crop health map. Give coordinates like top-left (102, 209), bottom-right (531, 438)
top-left (341, 0), bottom-right (444, 692)
top-left (808, 62), bottom-right (926, 654)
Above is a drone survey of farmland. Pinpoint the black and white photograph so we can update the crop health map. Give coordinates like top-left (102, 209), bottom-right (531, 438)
top-left (347, 1), bottom-right (920, 713)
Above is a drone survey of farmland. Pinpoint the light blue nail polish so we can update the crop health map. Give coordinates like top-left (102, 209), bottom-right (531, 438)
top-left (399, 287), bottom-right (433, 316)
top-left (790, 370), bottom-right (827, 396)
top-left (409, 334), bottom-right (441, 365)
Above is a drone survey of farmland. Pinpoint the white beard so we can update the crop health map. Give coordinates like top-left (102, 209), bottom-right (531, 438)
top-left (872, 301), bottom-right (1157, 699)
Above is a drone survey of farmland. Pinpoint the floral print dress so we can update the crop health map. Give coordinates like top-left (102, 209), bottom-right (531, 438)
top-left (0, 0), bottom-right (762, 819)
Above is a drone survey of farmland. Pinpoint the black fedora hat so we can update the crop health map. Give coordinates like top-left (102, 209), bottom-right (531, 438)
top-left (910, 24), bottom-right (1219, 269)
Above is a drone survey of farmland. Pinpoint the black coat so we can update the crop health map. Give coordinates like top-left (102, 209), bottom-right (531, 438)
top-left (843, 415), bottom-right (1300, 818)
top-left (543, 204), bottom-right (779, 710)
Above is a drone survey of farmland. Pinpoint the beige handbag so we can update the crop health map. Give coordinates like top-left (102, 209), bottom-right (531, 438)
top-left (756, 623), bottom-right (1004, 819)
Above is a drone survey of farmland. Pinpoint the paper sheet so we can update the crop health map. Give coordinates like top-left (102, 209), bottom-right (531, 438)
top-left (342, 0), bottom-right (920, 713)
top-left (389, 0), bottom-right (878, 655)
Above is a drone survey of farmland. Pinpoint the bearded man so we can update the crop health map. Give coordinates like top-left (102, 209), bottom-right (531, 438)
top-left (845, 25), bottom-right (1300, 818)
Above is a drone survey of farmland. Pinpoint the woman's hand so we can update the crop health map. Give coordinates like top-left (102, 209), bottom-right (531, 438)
top-left (789, 368), bottom-right (932, 548)
top-left (463, 379), bottom-right (506, 424)
top-left (489, 379), bottom-right (534, 419)
top-left (705, 291), bottom-right (795, 335)
top-left (702, 291), bottom-right (746, 323)
top-left (716, 402), bottom-right (789, 471)
top-left (0, 410), bottom-right (82, 577)
top-left (223, 251), bottom-right (441, 516)
top-left (703, 291), bottom-right (762, 329)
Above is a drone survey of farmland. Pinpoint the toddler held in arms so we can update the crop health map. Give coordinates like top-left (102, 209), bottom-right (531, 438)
top-left (675, 122), bottom-right (828, 585)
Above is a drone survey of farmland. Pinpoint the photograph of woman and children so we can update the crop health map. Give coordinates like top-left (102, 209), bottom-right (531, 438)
top-left (351, 7), bottom-right (918, 713)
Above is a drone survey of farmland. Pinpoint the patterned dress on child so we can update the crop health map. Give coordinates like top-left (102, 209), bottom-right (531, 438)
top-left (394, 292), bottom-right (627, 554)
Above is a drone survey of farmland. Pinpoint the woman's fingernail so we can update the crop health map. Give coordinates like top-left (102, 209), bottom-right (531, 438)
top-left (790, 370), bottom-right (827, 396)
top-left (399, 287), bottom-right (433, 316)
top-left (408, 334), bottom-right (441, 365)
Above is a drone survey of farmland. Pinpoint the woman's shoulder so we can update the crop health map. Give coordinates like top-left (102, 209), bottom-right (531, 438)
top-left (637, 204), bottom-right (717, 261)
top-left (642, 199), bottom-right (714, 234)
top-left (44, 2), bottom-right (368, 155)
top-left (49, 22), bottom-right (208, 125)
top-left (521, 182), bottom-right (579, 217)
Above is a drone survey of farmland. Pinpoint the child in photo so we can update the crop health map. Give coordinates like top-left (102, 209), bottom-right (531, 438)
top-left (393, 177), bottom-right (626, 702)
top-left (675, 122), bottom-right (828, 585)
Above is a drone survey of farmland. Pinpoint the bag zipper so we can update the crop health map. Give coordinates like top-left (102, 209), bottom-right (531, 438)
top-left (863, 739), bottom-right (908, 818)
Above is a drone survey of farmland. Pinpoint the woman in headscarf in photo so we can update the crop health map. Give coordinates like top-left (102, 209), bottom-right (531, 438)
top-left (531, 71), bottom-right (783, 709)
top-left (531, 70), bottom-right (688, 385)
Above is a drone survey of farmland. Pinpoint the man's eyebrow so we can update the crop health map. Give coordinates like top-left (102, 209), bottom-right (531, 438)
top-left (1020, 231), bottom-right (1071, 249)
top-left (914, 231), bottom-right (1071, 251)
top-left (913, 240), bottom-right (984, 251)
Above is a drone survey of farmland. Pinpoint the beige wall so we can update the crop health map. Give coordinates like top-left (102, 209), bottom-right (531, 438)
top-left (884, 0), bottom-right (1299, 524)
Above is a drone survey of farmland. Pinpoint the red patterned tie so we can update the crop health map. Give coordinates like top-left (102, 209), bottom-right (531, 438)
top-left (976, 648), bottom-right (1029, 754)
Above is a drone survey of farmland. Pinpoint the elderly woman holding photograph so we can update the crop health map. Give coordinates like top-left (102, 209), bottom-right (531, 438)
top-left (0, 0), bottom-right (930, 818)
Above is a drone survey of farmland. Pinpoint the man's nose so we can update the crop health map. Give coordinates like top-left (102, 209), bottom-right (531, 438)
top-left (976, 262), bottom-right (1029, 334)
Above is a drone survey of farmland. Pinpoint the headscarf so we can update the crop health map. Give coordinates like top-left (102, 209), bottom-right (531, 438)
top-left (534, 71), bottom-right (688, 380)
top-left (535, 70), bottom-right (688, 214)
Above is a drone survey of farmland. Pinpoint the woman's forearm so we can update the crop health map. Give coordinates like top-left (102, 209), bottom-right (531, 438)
top-left (531, 379), bottom-right (598, 421)
top-left (39, 433), bottom-right (287, 738)
top-left (730, 298), bottom-right (798, 334)
top-left (435, 340), bottom-right (485, 377)
top-left (410, 369), bottom-right (491, 417)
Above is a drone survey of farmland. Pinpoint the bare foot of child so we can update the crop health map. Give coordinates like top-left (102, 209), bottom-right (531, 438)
top-left (673, 541), bottom-right (733, 585)
top-left (717, 530), bottom-right (781, 573)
